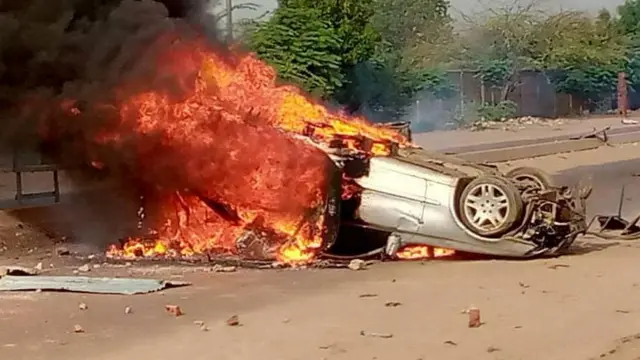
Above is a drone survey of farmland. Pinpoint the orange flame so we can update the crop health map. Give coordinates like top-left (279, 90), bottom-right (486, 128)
top-left (395, 245), bottom-right (456, 260)
top-left (52, 34), bottom-right (409, 264)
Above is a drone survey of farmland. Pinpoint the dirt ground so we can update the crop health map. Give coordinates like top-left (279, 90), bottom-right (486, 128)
top-left (415, 115), bottom-right (638, 151)
top-left (3, 144), bottom-right (640, 360)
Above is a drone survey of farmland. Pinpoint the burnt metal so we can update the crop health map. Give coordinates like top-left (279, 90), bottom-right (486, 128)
top-left (329, 138), bottom-right (345, 149)
top-left (380, 121), bottom-right (412, 141)
top-left (342, 156), bottom-right (370, 178)
top-left (194, 193), bottom-right (242, 224)
top-left (358, 138), bottom-right (374, 153)
top-left (235, 228), bottom-right (275, 260)
top-left (389, 143), bottom-right (399, 156)
top-left (570, 126), bottom-right (610, 143)
top-left (105, 254), bottom-right (354, 269)
top-left (303, 124), bottom-right (316, 137)
top-left (585, 185), bottom-right (640, 236)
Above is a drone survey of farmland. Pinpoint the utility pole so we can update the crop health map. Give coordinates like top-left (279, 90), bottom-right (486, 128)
top-left (225, 0), bottom-right (233, 43)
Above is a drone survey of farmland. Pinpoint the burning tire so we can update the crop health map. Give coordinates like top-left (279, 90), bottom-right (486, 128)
top-left (458, 176), bottom-right (523, 237)
top-left (505, 166), bottom-right (555, 192)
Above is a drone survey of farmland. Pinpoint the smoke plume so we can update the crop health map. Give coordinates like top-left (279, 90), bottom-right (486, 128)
top-left (2, 0), bottom-right (331, 249)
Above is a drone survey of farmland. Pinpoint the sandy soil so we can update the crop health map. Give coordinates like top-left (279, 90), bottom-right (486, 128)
top-left (2, 144), bottom-right (640, 360)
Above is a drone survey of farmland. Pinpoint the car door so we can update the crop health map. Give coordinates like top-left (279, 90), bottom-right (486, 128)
top-left (354, 158), bottom-right (428, 237)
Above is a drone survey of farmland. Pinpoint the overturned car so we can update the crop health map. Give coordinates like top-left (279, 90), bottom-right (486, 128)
top-left (310, 123), bottom-right (591, 259)
top-left (107, 121), bottom-right (591, 262)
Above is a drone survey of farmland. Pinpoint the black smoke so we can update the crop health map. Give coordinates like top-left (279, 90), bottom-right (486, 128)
top-left (0, 0), bottom-right (224, 248)
top-left (0, 0), bottom-right (220, 152)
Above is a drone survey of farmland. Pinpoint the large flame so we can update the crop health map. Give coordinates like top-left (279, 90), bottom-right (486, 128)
top-left (53, 34), bottom-right (416, 264)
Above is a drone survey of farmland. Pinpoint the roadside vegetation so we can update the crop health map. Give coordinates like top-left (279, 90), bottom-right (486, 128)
top-left (3, 0), bottom-right (640, 131)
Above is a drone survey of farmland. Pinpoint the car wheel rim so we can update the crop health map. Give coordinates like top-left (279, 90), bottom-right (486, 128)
top-left (463, 184), bottom-right (511, 231)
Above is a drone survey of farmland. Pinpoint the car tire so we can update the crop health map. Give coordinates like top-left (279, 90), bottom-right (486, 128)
top-left (458, 176), bottom-right (524, 237)
top-left (505, 166), bottom-right (555, 191)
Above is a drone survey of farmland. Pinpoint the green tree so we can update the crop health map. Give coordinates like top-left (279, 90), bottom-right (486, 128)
top-left (279, 0), bottom-right (379, 69)
top-left (457, 6), bottom-right (627, 107)
top-left (247, 7), bottom-right (343, 96)
top-left (370, 0), bottom-right (453, 66)
top-left (456, 3), bottom-right (543, 101)
top-left (613, 1), bottom-right (640, 95)
top-left (616, 0), bottom-right (640, 36)
top-left (338, 0), bottom-right (454, 120)
top-left (535, 11), bottom-right (627, 108)
top-left (246, 0), bottom-right (380, 107)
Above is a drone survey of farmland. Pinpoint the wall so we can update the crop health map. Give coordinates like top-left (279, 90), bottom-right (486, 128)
top-left (443, 69), bottom-right (605, 118)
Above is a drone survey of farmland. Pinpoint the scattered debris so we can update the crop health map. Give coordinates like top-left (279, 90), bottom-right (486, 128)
top-left (124, 306), bottom-right (132, 314)
top-left (0, 275), bottom-right (189, 295)
top-left (468, 116), bottom-right (565, 132)
top-left (359, 293), bottom-right (378, 298)
top-left (193, 320), bottom-right (208, 331)
top-left (518, 282), bottom-right (530, 288)
top-left (360, 330), bottom-right (393, 339)
top-left (443, 340), bottom-right (458, 346)
top-left (73, 324), bottom-right (84, 333)
top-left (165, 305), bottom-right (183, 317)
top-left (210, 265), bottom-right (237, 273)
top-left (92, 264), bottom-right (101, 269)
top-left (78, 302), bottom-right (88, 310)
top-left (34, 262), bottom-right (43, 271)
top-left (77, 264), bottom-right (91, 273)
top-left (0, 266), bottom-right (38, 276)
top-left (622, 118), bottom-right (638, 125)
top-left (226, 315), bottom-right (240, 326)
top-left (468, 307), bottom-right (482, 328)
top-left (318, 343), bottom-right (347, 353)
top-left (384, 301), bottom-right (402, 307)
top-left (56, 247), bottom-right (70, 256)
top-left (486, 346), bottom-right (501, 353)
top-left (548, 264), bottom-right (570, 270)
top-left (348, 259), bottom-right (366, 271)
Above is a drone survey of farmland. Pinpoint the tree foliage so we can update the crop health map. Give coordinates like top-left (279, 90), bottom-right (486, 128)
top-left (337, 0), bottom-right (455, 120)
top-left (455, 4), bottom-right (627, 105)
top-left (247, 7), bottom-right (343, 96)
top-left (278, 0), bottom-right (379, 68)
top-left (616, 0), bottom-right (640, 36)
top-left (370, 0), bottom-right (453, 66)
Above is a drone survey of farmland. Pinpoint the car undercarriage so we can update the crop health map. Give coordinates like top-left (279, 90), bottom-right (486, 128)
top-left (314, 124), bottom-right (592, 259)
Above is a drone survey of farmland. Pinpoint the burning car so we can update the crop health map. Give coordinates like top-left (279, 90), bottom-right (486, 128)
top-left (306, 123), bottom-right (591, 259)
top-left (58, 37), bottom-right (588, 263)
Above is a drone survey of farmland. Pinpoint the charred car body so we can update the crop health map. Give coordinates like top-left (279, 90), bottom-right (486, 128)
top-left (310, 122), bottom-right (591, 259)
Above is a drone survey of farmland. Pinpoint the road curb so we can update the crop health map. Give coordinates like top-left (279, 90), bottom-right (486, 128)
top-left (447, 128), bottom-right (640, 163)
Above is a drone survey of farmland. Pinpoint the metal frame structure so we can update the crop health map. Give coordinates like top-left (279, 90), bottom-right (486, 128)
top-left (0, 148), bottom-right (61, 209)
